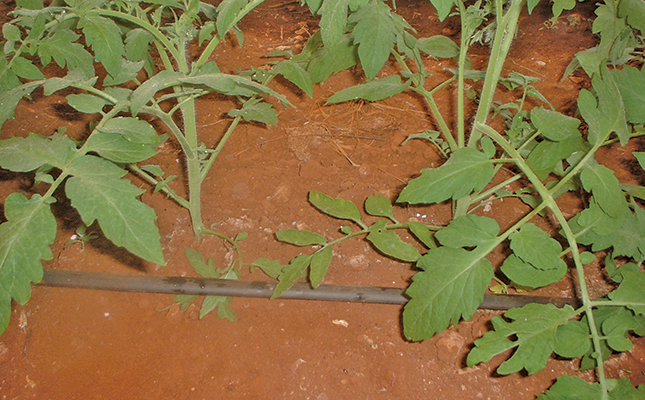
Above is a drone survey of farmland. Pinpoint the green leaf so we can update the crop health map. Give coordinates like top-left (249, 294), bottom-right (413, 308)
top-left (318, 0), bottom-right (350, 48)
top-left (403, 247), bottom-right (493, 340)
top-left (326, 75), bottom-right (410, 104)
top-left (0, 80), bottom-right (43, 130)
top-left (66, 155), bottom-right (165, 265)
top-left (349, 0), bottom-right (398, 80)
top-left (501, 254), bottom-right (567, 288)
top-left (103, 59), bottom-right (144, 86)
top-left (43, 70), bottom-right (98, 96)
top-left (16, 0), bottom-right (44, 9)
top-left (271, 60), bottom-right (313, 97)
top-left (310, 246), bottom-right (332, 288)
top-left (0, 193), bottom-right (56, 307)
top-left (397, 147), bottom-right (494, 205)
top-left (101, 117), bottom-right (161, 145)
top-left (309, 191), bottom-right (363, 226)
top-left (200, 296), bottom-right (236, 321)
top-left (38, 29), bottom-right (94, 77)
top-left (251, 257), bottom-right (284, 279)
top-left (580, 165), bottom-right (628, 218)
top-left (364, 195), bottom-right (394, 219)
top-left (174, 294), bottom-right (198, 311)
top-left (66, 94), bottom-right (107, 114)
top-left (216, 0), bottom-right (248, 36)
top-left (634, 152), bottom-right (645, 171)
top-left (611, 66), bottom-right (645, 124)
top-left (531, 107), bottom-right (580, 141)
top-left (416, 35), bottom-right (459, 58)
top-left (430, 0), bottom-right (454, 21)
top-left (130, 70), bottom-right (183, 113)
top-left (3, 24), bottom-right (21, 41)
top-left (554, 320), bottom-right (591, 358)
top-left (85, 131), bottom-right (157, 163)
top-left (435, 214), bottom-right (499, 248)
top-left (509, 223), bottom-right (566, 271)
top-left (10, 57), bottom-right (45, 80)
top-left (467, 303), bottom-right (576, 375)
top-left (602, 307), bottom-right (645, 352)
top-left (272, 255), bottom-right (311, 299)
top-left (618, 0), bottom-right (645, 35)
top-left (407, 221), bottom-right (437, 249)
top-left (184, 248), bottom-right (217, 278)
top-left (537, 375), bottom-right (603, 399)
top-left (608, 271), bottom-right (645, 315)
top-left (366, 220), bottom-right (420, 262)
top-left (276, 229), bottom-right (326, 246)
top-left (0, 133), bottom-right (76, 172)
top-left (526, 132), bottom-right (587, 180)
top-left (228, 101), bottom-right (277, 125)
top-left (78, 15), bottom-right (125, 77)
top-left (125, 29), bottom-right (153, 63)
top-left (306, 34), bottom-right (359, 83)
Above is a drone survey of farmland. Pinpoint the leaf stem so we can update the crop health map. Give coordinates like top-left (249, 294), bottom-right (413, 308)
top-left (200, 115), bottom-right (242, 182)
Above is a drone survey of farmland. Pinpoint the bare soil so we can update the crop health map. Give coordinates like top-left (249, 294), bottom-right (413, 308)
top-left (0, 1), bottom-right (644, 399)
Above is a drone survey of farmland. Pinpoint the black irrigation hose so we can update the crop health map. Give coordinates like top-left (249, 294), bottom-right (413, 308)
top-left (40, 269), bottom-right (582, 310)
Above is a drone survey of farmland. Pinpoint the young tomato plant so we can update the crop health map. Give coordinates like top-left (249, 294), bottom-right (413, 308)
top-left (0, 0), bottom-right (312, 335)
top-left (253, 0), bottom-right (645, 397)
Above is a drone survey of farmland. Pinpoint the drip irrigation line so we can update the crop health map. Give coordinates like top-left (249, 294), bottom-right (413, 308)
top-left (40, 269), bottom-right (582, 310)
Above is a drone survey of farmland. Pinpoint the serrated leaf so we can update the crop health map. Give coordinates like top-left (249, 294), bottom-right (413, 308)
top-left (319, 0), bottom-right (349, 48)
top-left (228, 101), bottom-right (277, 125)
top-left (200, 295), bottom-right (235, 320)
top-left (78, 15), bottom-right (124, 76)
top-left (306, 34), bottom-right (359, 83)
top-left (184, 247), bottom-right (217, 278)
top-left (65, 155), bottom-right (165, 265)
top-left (608, 271), bottom-right (645, 315)
top-left (125, 28), bottom-right (153, 62)
top-left (501, 254), bottom-right (567, 288)
top-left (101, 117), bottom-right (161, 145)
top-left (364, 195), bottom-right (394, 219)
top-left (403, 247), bottom-right (493, 340)
top-left (467, 303), bottom-right (576, 375)
top-left (271, 60), bottom-right (313, 97)
top-left (276, 229), bottom-right (326, 246)
top-left (526, 132), bottom-right (587, 180)
top-left (326, 75), bottom-right (410, 104)
top-left (85, 131), bottom-right (157, 163)
top-left (310, 246), bottom-right (332, 288)
top-left (603, 307), bottom-right (645, 352)
top-left (10, 57), bottom-right (45, 80)
top-left (580, 165), bottom-right (629, 218)
top-left (554, 320), bottom-right (591, 358)
top-left (0, 193), bottom-right (56, 309)
top-left (509, 223), bottom-right (566, 271)
top-left (611, 65), bottom-right (645, 124)
top-left (536, 375), bottom-right (603, 400)
top-left (349, 0), bottom-right (398, 80)
top-left (435, 214), bottom-right (499, 248)
top-left (619, 0), bottom-right (645, 35)
top-left (0, 133), bottom-right (76, 172)
top-left (251, 257), bottom-right (284, 279)
top-left (43, 70), bottom-right (98, 96)
top-left (103, 59), bottom-right (144, 86)
top-left (416, 35), bottom-right (459, 58)
top-left (0, 80), bottom-right (43, 130)
top-left (407, 221), bottom-right (437, 249)
top-left (37, 29), bottom-right (94, 77)
top-left (216, 0), bottom-right (248, 36)
top-left (66, 94), bottom-right (107, 114)
top-left (366, 220), bottom-right (420, 262)
top-left (309, 191), bottom-right (363, 226)
top-left (397, 147), bottom-right (494, 205)
top-left (531, 107), bottom-right (580, 141)
top-left (174, 294), bottom-right (198, 311)
top-left (272, 255), bottom-right (311, 299)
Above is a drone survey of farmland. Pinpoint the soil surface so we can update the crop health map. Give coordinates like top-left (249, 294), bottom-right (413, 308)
top-left (1, 0), bottom-right (644, 399)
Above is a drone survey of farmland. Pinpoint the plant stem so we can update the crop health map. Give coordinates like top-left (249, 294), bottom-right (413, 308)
top-left (411, 87), bottom-right (458, 152)
top-left (200, 116), bottom-right (242, 182)
top-left (457, 0), bottom-right (468, 148)
top-left (128, 164), bottom-right (190, 208)
top-left (468, 0), bottom-right (526, 147)
top-left (475, 122), bottom-right (609, 399)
